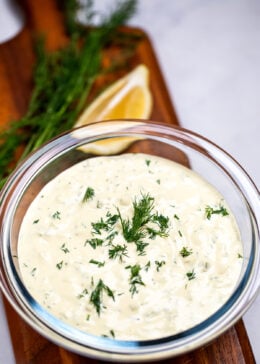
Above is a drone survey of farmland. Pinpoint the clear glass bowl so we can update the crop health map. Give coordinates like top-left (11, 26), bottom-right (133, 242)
top-left (0, 120), bottom-right (259, 362)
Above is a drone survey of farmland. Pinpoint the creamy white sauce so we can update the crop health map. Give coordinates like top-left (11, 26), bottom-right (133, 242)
top-left (18, 153), bottom-right (243, 340)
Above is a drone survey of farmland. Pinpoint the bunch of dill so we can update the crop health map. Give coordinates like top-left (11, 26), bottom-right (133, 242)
top-left (0, 0), bottom-right (138, 189)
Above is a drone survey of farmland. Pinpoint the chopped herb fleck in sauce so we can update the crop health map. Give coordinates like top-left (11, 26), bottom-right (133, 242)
top-left (60, 243), bottom-right (70, 253)
top-left (108, 244), bottom-right (128, 262)
top-left (82, 187), bottom-right (95, 202)
top-left (155, 260), bottom-right (166, 271)
top-left (125, 264), bottom-right (145, 296)
top-left (52, 211), bottom-right (61, 219)
top-left (205, 205), bottom-right (229, 220)
top-left (56, 261), bottom-right (64, 270)
top-left (90, 279), bottom-right (115, 315)
top-left (78, 288), bottom-right (88, 299)
top-left (89, 259), bottom-right (105, 267)
top-left (180, 247), bottom-right (193, 257)
top-left (186, 269), bottom-right (196, 281)
top-left (31, 267), bottom-right (37, 276)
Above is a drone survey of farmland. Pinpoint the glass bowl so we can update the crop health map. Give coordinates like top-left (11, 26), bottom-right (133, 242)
top-left (0, 120), bottom-right (259, 362)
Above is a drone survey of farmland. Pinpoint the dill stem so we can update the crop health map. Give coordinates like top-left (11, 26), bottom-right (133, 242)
top-left (0, 0), bottom-right (138, 189)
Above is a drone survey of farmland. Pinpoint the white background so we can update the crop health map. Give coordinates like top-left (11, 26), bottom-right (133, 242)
top-left (0, 0), bottom-right (259, 362)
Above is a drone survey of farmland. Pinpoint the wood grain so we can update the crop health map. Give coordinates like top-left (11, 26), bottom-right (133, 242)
top-left (0, 0), bottom-right (256, 363)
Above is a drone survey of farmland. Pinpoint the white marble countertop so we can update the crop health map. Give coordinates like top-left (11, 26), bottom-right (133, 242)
top-left (0, 0), bottom-right (259, 363)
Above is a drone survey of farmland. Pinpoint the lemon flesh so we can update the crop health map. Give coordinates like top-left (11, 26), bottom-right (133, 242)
top-left (74, 64), bottom-right (152, 154)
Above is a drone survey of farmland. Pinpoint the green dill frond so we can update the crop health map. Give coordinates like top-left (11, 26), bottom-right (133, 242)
top-left (0, 0), bottom-right (138, 190)
top-left (108, 244), bottom-right (128, 261)
top-left (179, 247), bottom-right (193, 257)
top-left (90, 279), bottom-right (115, 315)
top-left (205, 205), bottom-right (229, 219)
top-left (125, 264), bottom-right (145, 296)
top-left (82, 187), bottom-right (95, 202)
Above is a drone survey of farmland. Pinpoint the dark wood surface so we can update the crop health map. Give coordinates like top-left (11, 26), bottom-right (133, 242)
top-left (0, 0), bottom-right (256, 363)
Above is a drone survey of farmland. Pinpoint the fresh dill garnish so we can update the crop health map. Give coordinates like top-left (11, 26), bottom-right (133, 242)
top-left (33, 219), bottom-right (39, 224)
top-left (106, 231), bottom-right (119, 244)
top-left (178, 230), bottom-right (183, 237)
top-left (238, 253), bottom-right (243, 259)
top-left (180, 247), bottom-right (193, 257)
top-left (60, 243), bottom-right (70, 253)
top-left (125, 264), bottom-right (145, 296)
top-left (174, 214), bottom-right (180, 220)
top-left (110, 329), bottom-right (115, 338)
top-left (117, 193), bottom-right (169, 255)
top-left (132, 194), bottom-right (155, 231)
top-left (155, 260), bottom-right (166, 271)
top-left (89, 259), bottom-right (105, 267)
top-left (145, 159), bottom-right (151, 166)
top-left (30, 267), bottom-right (37, 276)
top-left (102, 330), bottom-right (115, 338)
top-left (56, 261), bottom-right (64, 270)
top-left (154, 212), bottom-right (169, 231)
top-left (85, 238), bottom-right (104, 249)
top-left (186, 269), bottom-right (196, 280)
top-left (106, 212), bottom-right (120, 227)
top-left (90, 279), bottom-right (115, 315)
top-left (84, 192), bottom-right (168, 258)
top-left (77, 288), bottom-right (88, 299)
top-left (148, 213), bottom-right (169, 238)
top-left (0, 0), bottom-right (138, 189)
top-left (91, 212), bottom-right (119, 235)
top-left (135, 241), bottom-right (149, 256)
top-left (91, 219), bottom-right (108, 235)
top-left (146, 227), bottom-right (161, 239)
top-left (205, 205), bottom-right (229, 219)
top-left (82, 187), bottom-right (95, 202)
top-left (108, 244), bottom-right (128, 261)
top-left (117, 194), bottom-right (154, 243)
top-left (144, 261), bottom-right (151, 271)
top-left (52, 211), bottom-right (61, 220)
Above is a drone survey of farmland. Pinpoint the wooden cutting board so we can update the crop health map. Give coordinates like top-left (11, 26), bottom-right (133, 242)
top-left (0, 0), bottom-right (256, 363)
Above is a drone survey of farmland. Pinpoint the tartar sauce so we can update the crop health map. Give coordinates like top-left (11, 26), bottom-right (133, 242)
top-left (18, 153), bottom-right (243, 340)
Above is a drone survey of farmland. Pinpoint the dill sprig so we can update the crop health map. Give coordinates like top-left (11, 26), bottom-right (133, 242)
top-left (60, 243), bottom-right (70, 253)
top-left (89, 259), bottom-right (105, 267)
top-left (118, 193), bottom-right (155, 243)
top-left (90, 279), bottom-right (115, 315)
top-left (117, 193), bottom-right (169, 255)
top-left (0, 0), bottom-right (138, 189)
top-left (85, 238), bottom-right (104, 249)
top-left (108, 243), bottom-right (128, 261)
top-left (180, 247), bottom-right (193, 258)
top-left (91, 212), bottom-right (119, 235)
top-left (205, 204), bottom-right (229, 220)
top-left (186, 269), bottom-right (196, 281)
top-left (125, 264), bottom-right (145, 296)
top-left (82, 187), bottom-right (95, 202)
top-left (155, 260), bottom-right (165, 272)
top-left (147, 213), bottom-right (169, 239)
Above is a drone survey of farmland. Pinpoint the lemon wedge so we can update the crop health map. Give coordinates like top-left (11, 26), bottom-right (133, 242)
top-left (75, 64), bottom-right (152, 126)
top-left (74, 64), bottom-right (152, 154)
